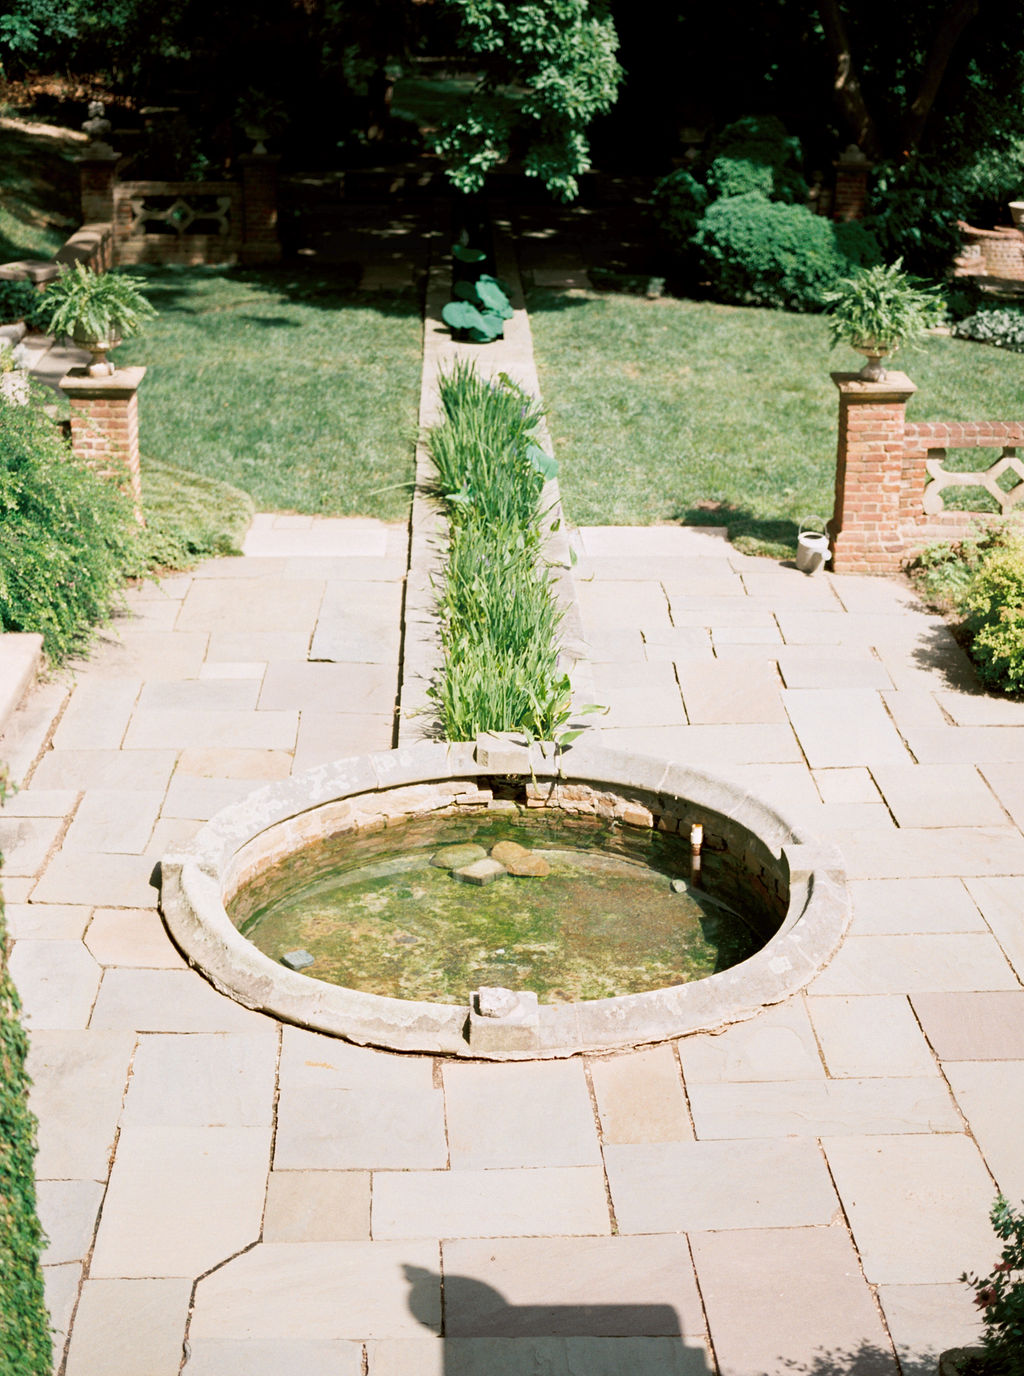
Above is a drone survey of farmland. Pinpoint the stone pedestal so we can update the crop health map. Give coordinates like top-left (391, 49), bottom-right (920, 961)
top-left (239, 155), bottom-right (282, 266)
top-left (78, 149), bottom-right (121, 224)
top-left (59, 366), bottom-right (146, 521)
top-left (830, 371), bottom-right (916, 574)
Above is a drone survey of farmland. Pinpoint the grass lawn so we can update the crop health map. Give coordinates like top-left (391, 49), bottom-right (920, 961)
top-left (0, 116), bottom-right (80, 261)
top-left (115, 266), bottom-right (423, 521)
top-left (527, 289), bottom-right (1024, 553)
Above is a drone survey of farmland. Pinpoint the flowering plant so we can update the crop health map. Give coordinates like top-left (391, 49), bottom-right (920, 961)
top-left (961, 1195), bottom-right (1024, 1375)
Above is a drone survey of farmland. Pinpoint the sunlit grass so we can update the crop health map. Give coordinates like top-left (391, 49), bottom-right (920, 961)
top-left (528, 289), bottom-right (1024, 552)
top-left (116, 265), bottom-right (422, 520)
top-left (0, 119), bottom-right (79, 261)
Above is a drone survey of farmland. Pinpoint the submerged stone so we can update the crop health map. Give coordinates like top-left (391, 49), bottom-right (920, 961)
top-left (454, 857), bottom-right (507, 886)
top-left (491, 840), bottom-right (530, 866)
top-left (506, 853), bottom-right (550, 878)
top-left (281, 949), bottom-right (315, 970)
top-left (431, 843), bottom-right (487, 870)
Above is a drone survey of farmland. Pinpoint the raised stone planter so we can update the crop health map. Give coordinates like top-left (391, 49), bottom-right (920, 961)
top-left (160, 737), bottom-right (850, 1059)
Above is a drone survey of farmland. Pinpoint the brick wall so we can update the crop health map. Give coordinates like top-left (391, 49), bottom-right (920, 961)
top-left (830, 377), bottom-right (1024, 573)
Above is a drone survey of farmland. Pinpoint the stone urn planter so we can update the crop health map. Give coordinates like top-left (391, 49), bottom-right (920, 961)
top-left (1009, 201), bottom-right (1024, 231)
top-left (71, 327), bottom-right (123, 378)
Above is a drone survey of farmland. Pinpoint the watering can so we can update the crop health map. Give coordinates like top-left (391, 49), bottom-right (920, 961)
top-left (796, 517), bottom-right (832, 575)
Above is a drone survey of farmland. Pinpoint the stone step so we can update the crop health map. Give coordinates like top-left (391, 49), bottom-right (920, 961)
top-left (0, 633), bottom-right (44, 738)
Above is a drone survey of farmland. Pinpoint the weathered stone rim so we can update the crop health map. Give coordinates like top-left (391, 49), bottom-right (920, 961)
top-left (159, 738), bottom-right (851, 1059)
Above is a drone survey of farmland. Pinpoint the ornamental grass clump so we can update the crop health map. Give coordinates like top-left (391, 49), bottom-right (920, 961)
top-left (427, 362), bottom-right (570, 741)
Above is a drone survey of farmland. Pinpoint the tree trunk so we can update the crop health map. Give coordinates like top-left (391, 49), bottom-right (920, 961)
top-left (816, 0), bottom-right (882, 157)
top-left (900, 0), bottom-right (981, 152)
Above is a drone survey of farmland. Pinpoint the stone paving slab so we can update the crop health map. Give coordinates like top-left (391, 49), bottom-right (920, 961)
top-left (63, 1278), bottom-right (192, 1376)
top-left (8, 940), bottom-right (101, 1029)
top-left (274, 1083), bottom-right (448, 1170)
top-left (442, 1060), bottom-right (601, 1168)
top-left (189, 1241), bottom-right (442, 1340)
top-left (846, 877), bottom-right (987, 934)
top-left (675, 659), bottom-right (786, 724)
top-left (587, 1044), bottom-right (692, 1143)
top-left (782, 688), bottom-right (910, 766)
top-left (89, 1123), bottom-right (270, 1278)
top-left (604, 1139), bottom-right (838, 1232)
top-left (963, 876), bottom-right (1024, 980)
top-left (869, 762), bottom-right (1009, 828)
top-left (29, 851), bottom-right (157, 908)
top-left (910, 990), bottom-right (1024, 1059)
top-left (442, 1235), bottom-right (703, 1335)
top-left (83, 909), bottom-right (185, 968)
top-left (690, 1225), bottom-right (896, 1376)
top-left (371, 1167), bottom-right (611, 1240)
top-left (262, 1171), bottom-right (371, 1242)
top-left (26, 1030), bottom-right (135, 1179)
top-left (943, 1061), bottom-right (1024, 1201)
top-left (808, 932), bottom-right (1020, 995)
top-left (61, 788), bottom-right (163, 853)
top-left (877, 1285), bottom-right (982, 1376)
top-left (806, 995), bottom-right (939, 1078)
top-left (687, 1076), bottom-right (960, 1138)
top-left (676, 1001), bottom-right (823, 1084)
top-left (822, 1134), bottom-right (1000, 1283)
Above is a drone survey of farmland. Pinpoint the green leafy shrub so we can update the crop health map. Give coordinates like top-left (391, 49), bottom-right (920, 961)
top-left (0, 393), bottom-right (137, 660)
top-left (0, 280), bottom-right (49, 331)
top-left (707, 117), bottom-right (804, 181)
top-left (704, 115), bottom-right (808, 205)
top-left (961, 1195), bottom-right (1024, 1376)
top-left (649, 170), bottom-right (708, 258)
top-left (694, 192), bottom-right (881, 312)
top-left (427, 362), bottom-right (574, 741)
top-left (961, 531), bottom-right (1024, 694)
top-left (954, 307), bottom-right (1024, 353)
top-left (0, 768), bottom-right (53, 1376)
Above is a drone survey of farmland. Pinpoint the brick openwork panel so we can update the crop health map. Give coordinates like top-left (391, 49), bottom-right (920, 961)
top-left (59, 367), bottom-right (146, 520)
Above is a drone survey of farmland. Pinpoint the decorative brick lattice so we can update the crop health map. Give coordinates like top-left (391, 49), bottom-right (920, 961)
top-left (113, 181), bottom-right (243, 265)
top-left (922, 447), bottom-right (1024, 516)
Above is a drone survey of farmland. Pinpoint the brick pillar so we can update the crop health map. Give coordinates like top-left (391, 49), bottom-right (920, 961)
top-left (59, 366), bottom-right (146, 522)
top-left (239, 154), bottom-right (282, 266)
top-left (832, 146), bottom-right (872, 222)
top-left (830, 371), bottom-right (916, 575)
top-left (78, 149), bottom-right (121, 223)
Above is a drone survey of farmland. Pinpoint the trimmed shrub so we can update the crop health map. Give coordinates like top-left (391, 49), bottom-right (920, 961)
top-left (0, 393), bottom-right (137, 661)
top-left (954, 306), bottom-right (1024, 353)
top-left (694, 192), bottom-right (881, 311)
top-left (0, 764), bottom-right (52, 1376)
top-left (962, 531), bottom-right (1024, 694)
top-left (704, 115), bottom-right (808, 205)
top-left (649, 170), bottom-right (708, 258)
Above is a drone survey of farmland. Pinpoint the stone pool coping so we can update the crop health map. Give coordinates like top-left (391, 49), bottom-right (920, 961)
top-left (159, 737), bottom-right (851, 1059)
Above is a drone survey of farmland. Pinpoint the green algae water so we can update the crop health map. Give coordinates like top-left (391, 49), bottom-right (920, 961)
top-left (231, 811), bottom-right (774, 1003)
